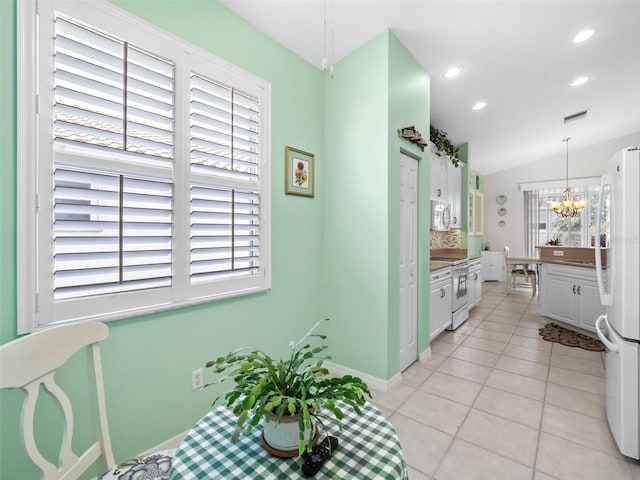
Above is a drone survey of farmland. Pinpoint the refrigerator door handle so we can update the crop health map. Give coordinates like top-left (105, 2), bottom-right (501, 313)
top-left (595, 314), bottom-right (620, 353)
top-left (595, 174), bottom-right (613, 306)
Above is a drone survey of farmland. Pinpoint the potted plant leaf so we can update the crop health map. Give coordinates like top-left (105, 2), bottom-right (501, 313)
top-left (204, 318), bottom-right (371, 457)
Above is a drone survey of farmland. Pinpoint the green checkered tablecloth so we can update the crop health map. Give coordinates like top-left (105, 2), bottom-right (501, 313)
top-left (170, 401), bottom-right (408, 479)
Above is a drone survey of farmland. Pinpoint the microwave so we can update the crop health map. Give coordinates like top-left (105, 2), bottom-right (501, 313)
top-left (431, 199), bottom-right (451, 231)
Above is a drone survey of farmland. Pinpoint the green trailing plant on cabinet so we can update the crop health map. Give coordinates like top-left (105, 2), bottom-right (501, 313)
top-left (430, 125), bottom-right (460, 167)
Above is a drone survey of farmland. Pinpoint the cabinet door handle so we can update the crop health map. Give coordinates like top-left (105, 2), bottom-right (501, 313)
top-left (440, 288), bottom-right (446, 298)
top-left (572, 285), bottom-right (576, 294)
top-left (577, 285), bottom-right (581, 295)
top-left (474, 273), bottom-right (478, 280)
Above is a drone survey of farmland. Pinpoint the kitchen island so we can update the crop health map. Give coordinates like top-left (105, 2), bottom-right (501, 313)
top-left (537, 247), bottom-right (607, 334)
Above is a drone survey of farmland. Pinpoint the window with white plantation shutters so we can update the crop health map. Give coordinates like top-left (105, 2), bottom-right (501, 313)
top-left (52, 16), bottom-right (175, 302)
top-left (190, 74), bottom-right (262, 283)
top-left (17, 0), bottom-right (270, 333)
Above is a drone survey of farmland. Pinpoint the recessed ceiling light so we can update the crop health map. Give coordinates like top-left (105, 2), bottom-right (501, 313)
top-left (573, 29), bottom-right (595, 44)
top-left (570, 76), bottom-right (589, 87)
top-left (472, 102), bottom-right (487, 111)
top-left (443, 66), bottom-right (463, 78)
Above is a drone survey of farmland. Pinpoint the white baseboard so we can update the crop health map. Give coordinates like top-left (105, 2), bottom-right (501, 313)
top-left (142, 430), bottom-right (187, 454)
top-left (325, 361), bottom-right (402, 393)
top-left (419, 346), bottom-right (432, 363)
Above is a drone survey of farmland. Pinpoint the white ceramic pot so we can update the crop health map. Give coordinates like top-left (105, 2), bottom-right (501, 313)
top-left (262, 412), bottom-right (317, 455)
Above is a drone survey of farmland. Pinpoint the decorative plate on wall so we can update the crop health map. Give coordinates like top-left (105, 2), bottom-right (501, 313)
top-left (498, 208), bottom-right (507, 216)
top-left (498, 220), bottom-right (506, 227)
top-left (496, 195), bottom-right (507, 205)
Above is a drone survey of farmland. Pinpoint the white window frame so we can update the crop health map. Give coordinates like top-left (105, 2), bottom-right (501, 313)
top-left (521, 179), bottom-right (605, 257)
top-left (17, 0), bottom-right (271, 333)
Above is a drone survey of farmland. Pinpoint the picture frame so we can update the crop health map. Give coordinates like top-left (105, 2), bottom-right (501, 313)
top-left (285, 146), bottom-right (315, 197)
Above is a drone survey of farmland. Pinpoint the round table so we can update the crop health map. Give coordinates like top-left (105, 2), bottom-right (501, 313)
top-left (170, 401), bottom-right (408, 479)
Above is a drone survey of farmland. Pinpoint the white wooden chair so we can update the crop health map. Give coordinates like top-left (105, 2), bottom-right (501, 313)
top-left (0, 322), bottom-right (175, 480)
top-left (503, 246), bottom-right (537, 295)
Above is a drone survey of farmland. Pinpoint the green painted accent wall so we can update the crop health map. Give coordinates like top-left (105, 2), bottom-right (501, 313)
top-left (387, 34), bottom-right (431, 366)
top-left (1, 3), bottom-right (429, 478)
top-left (1, 1), bottom-right (326, 478)
top-left (322, 30), bottom-right (430, 379)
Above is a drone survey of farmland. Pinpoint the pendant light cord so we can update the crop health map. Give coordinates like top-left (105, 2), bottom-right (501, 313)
top-left (564, 137), bottom-right (571, 185)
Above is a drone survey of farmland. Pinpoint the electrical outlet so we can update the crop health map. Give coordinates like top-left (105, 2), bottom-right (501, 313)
top-left (192, 368), bottom-right (203, 391)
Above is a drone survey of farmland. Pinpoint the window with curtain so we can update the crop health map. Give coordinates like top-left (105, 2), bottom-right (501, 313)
top-left (17, 0), bottom-right (271, 333)
top-left (524, 185), bottom-right (608, 257)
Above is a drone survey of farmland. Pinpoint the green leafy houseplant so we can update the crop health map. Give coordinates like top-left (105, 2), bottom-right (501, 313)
top-left (546, 235), bottom-right (562, 246)
top-left (430, 124), bottom-right (460, 167)
top-left (204, 319), bottom-right (371, 455)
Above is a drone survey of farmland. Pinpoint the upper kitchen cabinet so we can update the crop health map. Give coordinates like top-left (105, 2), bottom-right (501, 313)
top-left (468, 169), bottom-right (484, 236)
top-left (430, 145), bottom-right (464, 228)
top-left (448, 162), bottom-right (463, 228)
top-left (430, 146), bottom-right (449, 200)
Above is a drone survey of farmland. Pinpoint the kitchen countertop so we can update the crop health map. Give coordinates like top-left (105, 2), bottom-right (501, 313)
top-left (430, 260), bottom-right (454, 271)
top-left (429, 249), bottom-right (483, 271)
top-left (541, 259), bottom-right (601, 269)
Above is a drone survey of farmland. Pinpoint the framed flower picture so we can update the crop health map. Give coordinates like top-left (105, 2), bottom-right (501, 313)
top-left (285, 146), bottom-right (315, 197)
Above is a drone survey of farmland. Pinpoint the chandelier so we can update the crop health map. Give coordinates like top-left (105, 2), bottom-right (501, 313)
top-left (548, 137), bottom-right (587, 217)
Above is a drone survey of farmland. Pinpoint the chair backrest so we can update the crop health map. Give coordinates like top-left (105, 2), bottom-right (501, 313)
top-left (0, 322), bottom-right (115, 480)
top-left (503, 246), bottom-right (511, 266)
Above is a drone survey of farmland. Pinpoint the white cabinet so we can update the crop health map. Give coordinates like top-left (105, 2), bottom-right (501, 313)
top-left (539, 263), bottom-right (606, 333)
top-left (577, 282), bottom-right (604, 332)
top-left (468, 190), bottom-right (484, 235)
top-left (448, 163), bottom-right (463, 228)
top-left (431, 146), bottom-right (464, 228)
top-left (468, 258), bottom-right (482, 309)
top-left (481, 251), bottom-right (503, 281)
top-left (430, 151), bottom-right (449, 200)
top-left (430, 267), bottom-right (452, 341)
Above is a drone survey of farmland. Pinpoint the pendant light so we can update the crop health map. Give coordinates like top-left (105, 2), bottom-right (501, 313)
top-left (548, 137), bottom-right (588, 217)
top-left (321, 0), bottom-right (335, 78)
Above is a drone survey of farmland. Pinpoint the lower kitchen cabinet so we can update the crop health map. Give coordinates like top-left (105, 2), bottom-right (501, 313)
top-left (539, 263), bottom-right (606, 333)
top-left (468, 257), bottom-right (482, 309)
top-left (481, 250), bottom-right (502, 281)
top-left (430, 267), bottom-right (452, 341)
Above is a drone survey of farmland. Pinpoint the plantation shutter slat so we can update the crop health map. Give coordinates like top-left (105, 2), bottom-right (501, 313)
top-left (53, 168), bottom-right (173, 299)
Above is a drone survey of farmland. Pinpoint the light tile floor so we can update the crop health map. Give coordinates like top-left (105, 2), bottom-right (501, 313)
top-left (370, 282), bottom-right (640, 480)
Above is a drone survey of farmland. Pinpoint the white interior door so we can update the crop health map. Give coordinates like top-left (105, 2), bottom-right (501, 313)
top-left (399, 153), bottom-right (418, 371)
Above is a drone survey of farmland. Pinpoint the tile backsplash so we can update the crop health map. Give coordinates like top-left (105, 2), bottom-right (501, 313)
top-left (430, 229), bottom-right (462, 249)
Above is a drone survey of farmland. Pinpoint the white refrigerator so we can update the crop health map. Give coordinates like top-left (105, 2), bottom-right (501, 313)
top-left (595, 146), bottom-right (640, 460)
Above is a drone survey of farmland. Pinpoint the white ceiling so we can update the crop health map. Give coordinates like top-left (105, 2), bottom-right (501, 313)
top-left (218, 0), bottom-right (640, 175)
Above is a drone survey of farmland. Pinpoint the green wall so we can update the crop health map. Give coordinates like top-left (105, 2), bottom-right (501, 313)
top-left (387, 34), bottom-right (431, 365)
top-left (0, 2), bottom-right (430, 478)
top-left (322, 30), bottom-right (430, 379)
top-left (1, 1), bottom-right (326, 478)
